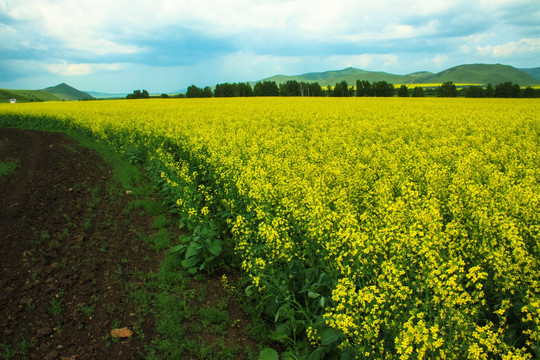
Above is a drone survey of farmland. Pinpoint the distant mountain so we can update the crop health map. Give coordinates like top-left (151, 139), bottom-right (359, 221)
top-left (421, 64), bottom-right (538, 86)
top-left (257, 64), bottom-right (539, 86)
top-left (519, 67), bottom-right (540, 81)
top-left (259, 67), bottom-right (432, 86)
top-left (85, 91), bottom-right (128, 99)
top-left (43, 83), bottom-right (94, 101)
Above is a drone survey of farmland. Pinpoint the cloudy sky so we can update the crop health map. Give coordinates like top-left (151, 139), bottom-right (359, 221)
top-left (1, 0), bottom-right (539, 93)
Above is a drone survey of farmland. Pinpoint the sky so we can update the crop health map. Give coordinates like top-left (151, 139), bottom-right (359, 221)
top-left (0, 0), bottom-right (539, 93)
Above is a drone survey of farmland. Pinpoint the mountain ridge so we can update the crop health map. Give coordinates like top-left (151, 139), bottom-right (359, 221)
top-left (42, 83), bottom-right (94, 101)
top-left (258, 63), bottom-right (539, 87)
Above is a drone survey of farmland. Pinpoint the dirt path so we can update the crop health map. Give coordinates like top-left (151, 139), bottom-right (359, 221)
top-left (0, 128), bottom-right (162, 359)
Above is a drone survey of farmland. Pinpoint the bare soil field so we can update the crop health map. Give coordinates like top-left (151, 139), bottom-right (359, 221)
top-left (0, 127), bottom-right (162, 359)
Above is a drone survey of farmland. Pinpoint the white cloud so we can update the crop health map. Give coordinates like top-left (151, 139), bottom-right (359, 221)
top-left (48, 62), bottom-right (92, 76)
top-left (1, 0), bottom-right (539, 92)
top-left (47, 61), bottom-right (122, 76)
top-left (432, 54), bottom-right (448, 67)
top-left (477, 38), bottom-right (540, 57)
top-left (211, 52), bottom-right (404, 81)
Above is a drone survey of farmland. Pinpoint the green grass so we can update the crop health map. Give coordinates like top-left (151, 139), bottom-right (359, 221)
top-left (0, 83), bottom-right (93, 103)
top-left (0, 88), bottom-right (61, 103)
top-left (142, 228), bottom-right (171, 251)
top-left (48, 297), bottom-right (63, 316)
top-left (200, 305), bottom-right (230, 334)
top-left (77, 303), bottom-right (95, 318)
top-left (0, 333), bottom-right (35, 360)
top-left (0, 159), bottom-right (18, 177)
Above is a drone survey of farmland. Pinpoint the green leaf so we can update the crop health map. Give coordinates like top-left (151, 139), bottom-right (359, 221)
top-left (178, 234), bottom-right (191, 243)
top-left (321, 328), bottom-right (340, 346)
top-left (307, 347), bottom-right (326, 360)
top-left (208, 240), bottom-right (222, 256)
top-left (308, 291), bottom-right (319, 299)
top-left (258, 348), bottom-right (279, 360)
top-left (185, 243), bottom-right (201, 259)
top-left (245, 285), bottom-right (255, 296)
top-left (170, 244), bottom-right (187, 253)
top-left (181, 256), bottom-right (200, 269)
top-left (269, 323), bottom-right (291, 341)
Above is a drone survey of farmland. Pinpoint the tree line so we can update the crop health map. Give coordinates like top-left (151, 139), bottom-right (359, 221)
top-left (128, 80), bottom-right (539, 99)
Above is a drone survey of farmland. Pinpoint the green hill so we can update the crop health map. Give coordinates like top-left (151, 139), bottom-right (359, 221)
top-left (256, 64), bottom-right (539, 87)
top-left (259, 67), bottom-right (434, 86)
top-left (42, 83), bottom-right (94, 101)
top-left (0, 89), bottom-right (62, 103)
top-left (519, 67), bottom-right (540, 81)
top-left (421, 64), bottom-right (538, 86)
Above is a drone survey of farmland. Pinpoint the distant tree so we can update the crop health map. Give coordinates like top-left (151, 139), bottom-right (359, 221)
top-left (160, 93), bottom-right (170, 98)
top-left (278, 83), bottom-right (287, 96)
top-left (411, 86), bottom-right (425, 97)
top-left (279, 80), bottom-right (300, 96)
top-left (485, 83), bottom-right (495, 97)
top-left (215, 82), bottom-right (252, 97)
top-left (186, 85), bottom-right (205, 98)
top-left (127, 89), bottom-right (150, 99)
top-left (215, 83), bottom-right (234, 97)
top-left (372, 81), bottom-right (394, 97)
top-left (465, 86), bottom-right (485, 98)
top-left (298, 82), bottom-right (308, 96)
top-left (522, 86), bottom-right (536, 98)
top-left (438, 81), bottom-right (458, 97)
top-left (237, 83), bottom-right (253, 97)
top-left (325, 84), bottom-right (333, 97)
top-left (333, 81), bottom-right (350, 97)
top-left (203, 86), bottom-right (213, 98)
top-left (356, 80), bottom-right (372, 96)
top-left (397, 85), bottom-right (409, 97)
top-left (309, 82), bottom-right (324, 97)
top-left (253, 82), bottom-right (263, 96)
top-left (254, 81), bottom-right (279, 96)
top-left (495, 82), bottom-right (521, 98)
top-left (290, 80), bottom-right (301, 96)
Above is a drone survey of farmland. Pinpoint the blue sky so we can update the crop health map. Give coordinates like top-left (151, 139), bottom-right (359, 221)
top-left (1, 0), bottom-right (539, 93)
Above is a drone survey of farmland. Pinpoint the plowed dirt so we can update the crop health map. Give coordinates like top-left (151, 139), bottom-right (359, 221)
top-left (0, 127), bottom-right (162, 359)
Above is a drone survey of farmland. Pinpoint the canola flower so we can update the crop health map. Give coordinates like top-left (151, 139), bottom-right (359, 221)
top-left (1, 97), bottom-right (539, 358)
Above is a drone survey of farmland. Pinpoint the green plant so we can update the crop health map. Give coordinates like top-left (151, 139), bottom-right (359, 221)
top-left (0, 159), bottom-right (18, 177)
top-left (152, 214), bottom-right (169, 229)
top-left (48, 297), bottom-right (62, 316)
top-left (77, 304), bottom-right (95, 318)
top-left (171, 224), bottom-right (223, 274)
top-left (200, 306), bottom-right (230, 334)
top-left (0, 342), bottom-right (16, 359)
top-left (25, 300), bottom-right (37, 312)
top-left (143, 228), bottom-right (171, 251)
top-left (258, 348), bottom-right (279, 360)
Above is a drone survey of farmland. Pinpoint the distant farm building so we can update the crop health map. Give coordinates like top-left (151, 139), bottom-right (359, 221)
top-left (9, 98), bottom-right (16, 103)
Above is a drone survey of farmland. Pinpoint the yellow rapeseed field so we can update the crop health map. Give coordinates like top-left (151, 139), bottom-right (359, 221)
top-left (1, 97), bottom-right (539, 359)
